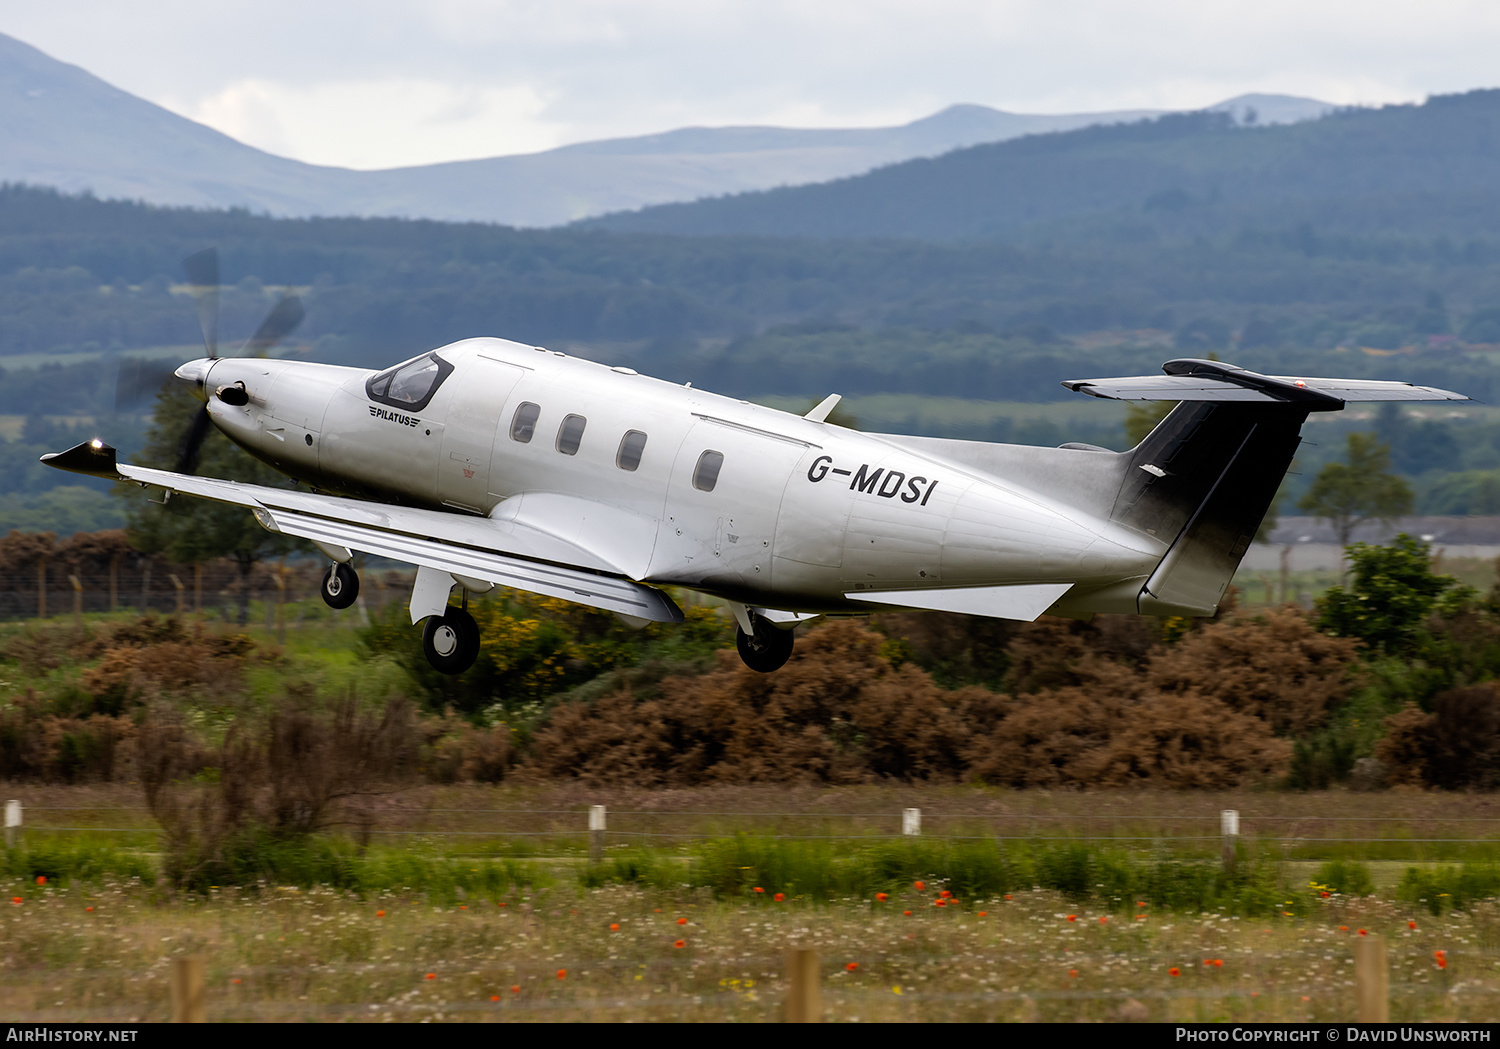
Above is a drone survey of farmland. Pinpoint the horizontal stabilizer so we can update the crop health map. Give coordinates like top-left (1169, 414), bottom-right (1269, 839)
top-left (846, 582), bottom-right (1073, 621)
top-left (1063, 358), bottom-right (1467, 407)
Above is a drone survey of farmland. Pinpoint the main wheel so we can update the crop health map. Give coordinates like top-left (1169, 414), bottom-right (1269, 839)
top-left (735, 615), bottom-right (794, 673)
top-left (320, 562), bottom-right (359, 609)
top-left (422, 606), bottom-right (480, 675)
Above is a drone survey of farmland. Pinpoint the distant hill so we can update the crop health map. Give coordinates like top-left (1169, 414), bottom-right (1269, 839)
top-left (581, 90), bottom-right (1500, 241)
top-left (0, 31), bottom-right (1332, 227)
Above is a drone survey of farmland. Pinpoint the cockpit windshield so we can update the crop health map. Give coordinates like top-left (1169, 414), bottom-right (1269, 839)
top-left (365, 353), bottom-right (454, 412)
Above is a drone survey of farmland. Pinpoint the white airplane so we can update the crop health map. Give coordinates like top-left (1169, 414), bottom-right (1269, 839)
top-left (45, 273), bottom-right (1467, 674)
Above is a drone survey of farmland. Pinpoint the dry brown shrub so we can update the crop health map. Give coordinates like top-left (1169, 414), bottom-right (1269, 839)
top-left (1146, 608), bottom-right (1360, 735)
top-left (422, 711), bottom-right (516, 784)
top-left (1375, 705), bottom-right (1436, 788)
top-left (526, 620), bottom-right (972, 786)
top-left (79, 620), bottom-right (257, 711)
top-left (0, 690), bottom-right (136, 782)
top-left (1000, 615), bottom-right (1156, 696)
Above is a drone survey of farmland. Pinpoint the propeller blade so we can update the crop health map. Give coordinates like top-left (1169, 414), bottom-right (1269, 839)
top-left (242, 294), bottom-right (305, 356)
top-left (182, 248), bottom-right (220, 358)
top-left (114, 358), bottom-right (178, 413)
top-left (176, 403), bottom-right (213, 475)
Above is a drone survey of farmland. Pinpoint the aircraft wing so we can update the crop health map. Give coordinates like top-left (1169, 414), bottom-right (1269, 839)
top-left (40, 440), bottom-right (683, 624)
top-left (1063, 358), bottom-right (1468, 406)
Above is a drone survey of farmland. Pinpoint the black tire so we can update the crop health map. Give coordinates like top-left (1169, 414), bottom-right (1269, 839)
top-left (320, 563), bottom-right (359, 609)
top-left (422, 606), bottom-right (480, 675)
top-left (735, 615), bottom-right (794, 673)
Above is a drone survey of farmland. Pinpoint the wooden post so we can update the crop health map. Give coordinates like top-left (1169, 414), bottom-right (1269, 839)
top-left (141, 561), bottom-right (152, 612)
top-left (170, 955), bottom-right (206, 1022)
top-left (274, 564), bottom-right (287, 645)
top-left (4, 800), bottom-right (20, 849)
top-left (784, 948), bottom-right (821, 1023)
top-left (1279, 544), bottom-right (1291, 605)
top-left (193, 563), bottom-right (202, 613)
top-left (37, 556), bottom-right (46, 619)
top-left (69, 575), bottom-right (82, 627)
top-left (1355, 933), bottom-right (1389, 1022)
top-left (168, 574), bottom-right (185, 615)
top-left (1221, 809), bottom-right (1239, 873)
top-left (109, 554), bottom-right (118, 613)
top-left (902, 808), bottom-right (921, 836)
top-left (589, 805), bottom-right (606, 863)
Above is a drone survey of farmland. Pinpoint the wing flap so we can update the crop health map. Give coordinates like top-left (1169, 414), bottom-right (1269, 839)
top-left (1063, 358), bottom-right (1467, 405)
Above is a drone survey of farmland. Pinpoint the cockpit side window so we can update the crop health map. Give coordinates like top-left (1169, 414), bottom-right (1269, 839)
top-left (365, 353), bottom-right (454, 412)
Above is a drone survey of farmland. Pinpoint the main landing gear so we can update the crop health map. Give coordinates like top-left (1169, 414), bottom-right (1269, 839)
top-left (735, 613), bottom-right (795, 673)
top-left (422, 605), bottom-right (480, 675)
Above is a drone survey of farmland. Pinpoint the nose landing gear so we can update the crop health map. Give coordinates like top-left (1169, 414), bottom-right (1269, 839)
top-left (422, 606), bottom-right (480, 675)
top-left (735, 613), bottom-right (795, 673)
top-left (320, 562), bottom-right (360, 609)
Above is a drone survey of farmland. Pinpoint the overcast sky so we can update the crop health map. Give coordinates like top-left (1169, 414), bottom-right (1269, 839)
top-left (5, 1), bottom-right (1499, 170)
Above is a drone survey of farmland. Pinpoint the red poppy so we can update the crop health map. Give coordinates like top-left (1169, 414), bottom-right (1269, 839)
top-left (1066, 914), bottom-right (1077, 922)
top-left (774, 893), bottom-right (785, 902)
top-left (674, 940), bottom-right (686, 949)
top-left (498, 902), bottom-right (507, 907)
top-left (557, 970), bottom-right (567, 979)
top-left (10, 897), bottom-right (19, 905)
top-left (846, 963), bottom-right (858, 972)
top-left (1169, 968), bottom-right (1180, 977)
top-left (376, 910), bottom-right (385, 917)
top-left (677, 917), bottom-right (687, 925)
top-left (933, 900), bottom-right (945, 907)
top-left (977, 911), bottom-right (988, 917)
top-left (875, 893), bottom-right (888, 902)
top-left (753, 887), bottom-right (764, 894)
top-left (1409, 920), bottom-right (1418, 930)
top-left (1357, 929), bottom-right (1368, 937)
top-left (1321, 891), bottom-right (1330, 898)
top-left (511, 985), bottom-right (521, 993)
top-left (939, 890), bottom-right (952, 899)
top-left (914, 881), bottom-right (925, 891)
top-left (1068, 969), bottom-right (1078, 978)
top-left (426, 973), bottom-right (436, 980)
top-left (1435, 951), bottom-right (1447, 970)
top-left (490, 995), bottom-right (499, 1002)
top-left (35, 876), bottom-right (45, 886)
top-left (609, 923), bottom-right (620, 931)
top-left (85, 906), bottom-right (93, 912)
top-left (903, 910), bottom-right (912, 916)
top-left (1098, 916), bottom-right (1107, 924)
top-left (1004, 894), bottom-right (1013, 901)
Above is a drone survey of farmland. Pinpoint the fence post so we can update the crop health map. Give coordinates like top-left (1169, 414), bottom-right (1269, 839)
top-left (170, 955), bottom-right (206, 1022)
top-left (1221, 809), bottom-right (1239, 873)
top-left (193, 563), bottom-right (202, 613)
top-left (784, 948), bottom-right (821, 1022)
top-left (69, 575), bottom-right (83, 627)
top-left (109, 553), bottom-right (118, 613)
top-left (168, 573), bottom-right (185, 615)
top-left (903, 808), bottom-right (921, 836)
top-left (4, 800), bottom-right (20, 848)
top-left (37, 556), bottom-right (46, 619)
top-left (589, 805), bottom-right (606, 863)
top-left (1355, 934), bottom-right (1389, 1022)
top-left (274, 565), bottom-right (287, 645)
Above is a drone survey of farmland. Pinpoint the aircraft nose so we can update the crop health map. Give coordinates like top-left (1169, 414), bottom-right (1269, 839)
top-left (173, 358), bottom-right (214, 397)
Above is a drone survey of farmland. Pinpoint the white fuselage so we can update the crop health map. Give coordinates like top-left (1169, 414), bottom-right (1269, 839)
top-left (197, 338), bottom-right (1162, 614)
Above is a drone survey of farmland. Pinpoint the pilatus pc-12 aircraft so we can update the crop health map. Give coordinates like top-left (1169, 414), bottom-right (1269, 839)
top-left (45, 252), bottom-right (1467, 674)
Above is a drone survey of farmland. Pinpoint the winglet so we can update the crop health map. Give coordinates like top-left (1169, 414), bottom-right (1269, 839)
top-left (805, 394), bottom-right (842, 423)
top-left (41, 440), bottom-right (122, 479)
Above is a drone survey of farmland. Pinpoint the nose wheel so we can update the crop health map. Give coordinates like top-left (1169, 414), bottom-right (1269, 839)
top-left (320, 563), bottom-right (360, 609)
top-left (422, 606), bottom-right (481, 675)
top-left (735, 614), bottom-right (795, 673)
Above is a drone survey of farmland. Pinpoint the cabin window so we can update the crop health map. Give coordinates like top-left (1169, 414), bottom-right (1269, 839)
top-left (616, 430), bottom-right (647, 471)
top-left (693, 450), bottom-right (724, 492)
top-left (365, 352), bottom-right (453, 412)
top-left (556, 414), bottom-right (587, 455)
top-left (510, 402), bottom-right (541, 443)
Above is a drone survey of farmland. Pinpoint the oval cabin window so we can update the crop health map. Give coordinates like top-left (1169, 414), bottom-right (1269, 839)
top-left (510, 402), bottom-right (540, 443)
top-left (616, 430), bottom-right (647, 471)
top-left (693, 450), bottom-right (724, 492)
top-left (556, 414), bottom-right (587, 455)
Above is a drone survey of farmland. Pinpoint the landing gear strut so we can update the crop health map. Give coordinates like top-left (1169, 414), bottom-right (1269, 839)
top-left (422, 605), bottom-right (480, 675)
top-left (735, 613), bottom-right (794, 673)
top-left (320, 562), bottom-right (359, 609)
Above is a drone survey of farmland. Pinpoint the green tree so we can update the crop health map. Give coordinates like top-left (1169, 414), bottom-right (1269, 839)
top-left (1298, 433), bottom-right (1413, 552)
top-left (121, 384), bottom-right (301, 622)
top-left (1315, 534), bottom-right (1474, 654)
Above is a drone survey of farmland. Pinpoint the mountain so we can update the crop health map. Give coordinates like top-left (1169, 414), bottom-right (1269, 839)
top-left (0, 31), bottom-right (1332, 228)
top-left (580, 90), bottom-right (1500, 241)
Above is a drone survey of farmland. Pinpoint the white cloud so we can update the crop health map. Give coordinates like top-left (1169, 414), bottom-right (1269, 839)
top-left (5, 1), bottom-right (1500, 168)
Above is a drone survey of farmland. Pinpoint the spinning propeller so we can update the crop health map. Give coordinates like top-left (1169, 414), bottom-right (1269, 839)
top-left (114, 248), bottom-right (304, 474)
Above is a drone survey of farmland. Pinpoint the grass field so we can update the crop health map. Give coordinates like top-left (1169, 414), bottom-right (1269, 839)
top-left (5, 786), bottom-right (1500, 1022)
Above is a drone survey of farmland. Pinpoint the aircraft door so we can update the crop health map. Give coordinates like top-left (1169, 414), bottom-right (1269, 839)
top-left (439, 355), bottom-right (524, 512)
top-left (655, 422), bottom-right (807, 595)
